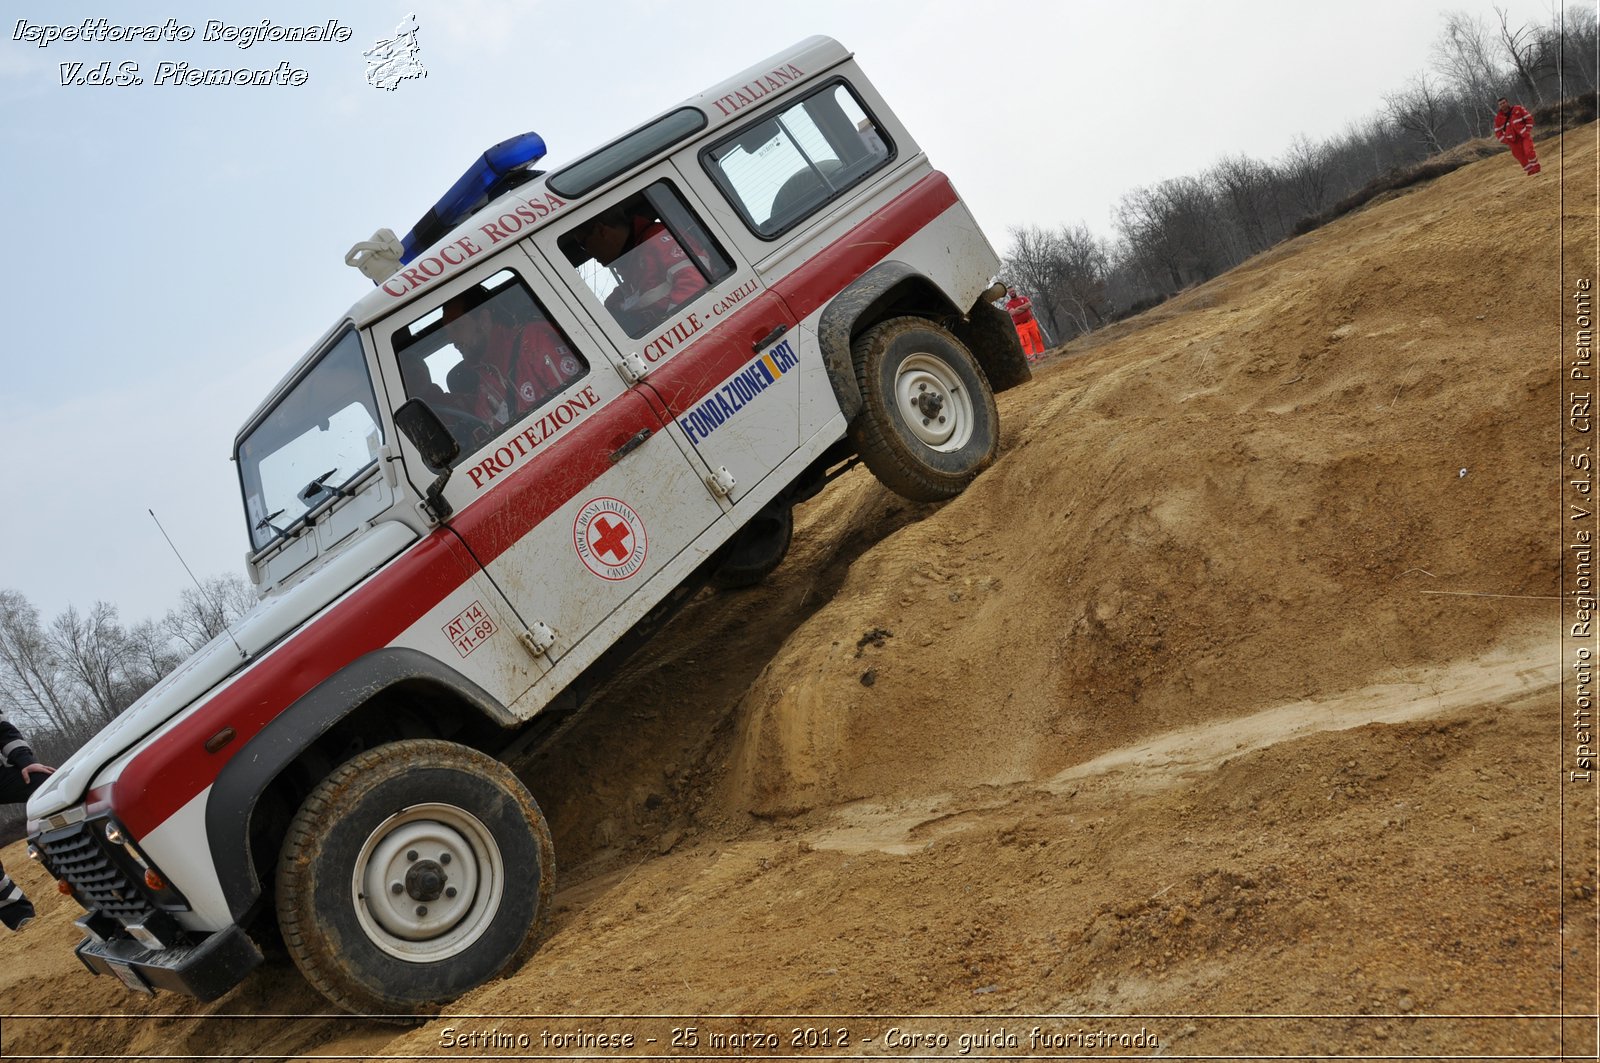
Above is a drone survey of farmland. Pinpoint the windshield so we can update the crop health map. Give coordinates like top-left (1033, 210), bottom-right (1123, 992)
top-left (237, 329), bottom-right (385, 552)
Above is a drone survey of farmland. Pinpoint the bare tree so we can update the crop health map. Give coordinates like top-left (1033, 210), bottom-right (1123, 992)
top-left (48, 602), bottom-right (134, 725)
top-left (1561, 5), bottom-right (1600, 94)
top-left (0, 577), bottom-right (252, 772)
top-left (1208, 154), bottom-right (1286, 256)
top-left (163, 574), bottom-right (257, 655)
top-left (1005, 5), bottom-right (1587, 336)
top-left (125, 618), bottom-right (181, 691)
top-left (1115, 185), bottom-right (1186, 294)
top-left (0, 590), bottom-right (76, 733)
top-left (1384, 72), bottom-right (1452, 153)
top-left (1332, 114), bottom-right (1430, 183)
top-left (1050, 223), bottom-right (1113, 337)
top-left (1003, 224), bottom-right (1069, 343)
top-left (1433, 12), bottom-right (1507, 136)
top-left (1125, 177), bottom-right (1232, 291)
top-left (1281, 135), bottom-right (1337, 217)
top-left (1496, 5), bottom-right (1546, 103)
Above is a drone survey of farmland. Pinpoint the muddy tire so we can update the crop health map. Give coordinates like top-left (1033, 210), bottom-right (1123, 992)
top-left (711, 502), bottom-right (794, 589)
top-left (274, 740), bottom-right (554, 1022)
top-left (847, 318), bottom-right (1000, 502)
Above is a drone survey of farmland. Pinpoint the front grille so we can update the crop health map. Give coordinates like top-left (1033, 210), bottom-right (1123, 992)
top-left (37, 821), bottom-right (158, 924)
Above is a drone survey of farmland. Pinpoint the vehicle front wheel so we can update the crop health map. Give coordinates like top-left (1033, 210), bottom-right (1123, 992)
top-left (847, 318), bottom-right (1000, 502)
top-left (274, 739), bottom-right (554, 1022)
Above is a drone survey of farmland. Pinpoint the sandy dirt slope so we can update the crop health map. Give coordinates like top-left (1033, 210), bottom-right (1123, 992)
top-left (0, 128), bottom-right (1593, 1060)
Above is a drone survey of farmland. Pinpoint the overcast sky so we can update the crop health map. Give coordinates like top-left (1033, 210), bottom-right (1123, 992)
top-left (0, 0), bottom-right (1574, 625)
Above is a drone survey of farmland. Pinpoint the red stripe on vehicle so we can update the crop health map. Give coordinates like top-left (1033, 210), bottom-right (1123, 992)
top-left (448, 394), bottom-right (660, 558)
top-left (774, 172), bottom-right (959, 322)
top-left (113, 397), bottom-right (657, 837)
top-left (110, 172), bottom-right (961, 837)
top-left (112, 532), bottom-right (484, 838)
top-left (641, 291), bottom-right (792, 417)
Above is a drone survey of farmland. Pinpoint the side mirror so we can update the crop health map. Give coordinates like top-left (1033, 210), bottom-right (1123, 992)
top-left (394, 399), bottom-right (459, 521)
top-left (395, 398), bottom-right (460, 471)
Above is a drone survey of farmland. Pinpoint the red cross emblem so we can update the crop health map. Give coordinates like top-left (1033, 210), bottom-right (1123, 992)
top-left (573, 497), bottom-right (648, 580)
top-left (590, 516), bottom-right (632, 561)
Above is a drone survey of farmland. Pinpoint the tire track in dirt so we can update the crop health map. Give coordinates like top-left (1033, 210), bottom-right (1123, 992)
top-left (806, 632), bottom-right (1555, 856)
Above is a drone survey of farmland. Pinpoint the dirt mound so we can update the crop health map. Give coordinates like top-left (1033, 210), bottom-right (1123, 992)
top-left (0, 129), bottom-right (1589, 1060)
top-left (716, 135), bottom-right (1557, 821)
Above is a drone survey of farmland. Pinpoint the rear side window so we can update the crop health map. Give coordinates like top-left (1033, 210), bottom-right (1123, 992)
top-left (704, 80), bottom-right (892, 238)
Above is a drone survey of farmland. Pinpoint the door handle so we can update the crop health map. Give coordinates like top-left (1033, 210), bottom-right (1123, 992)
top-left (752, 324), bottom-right (789, 352)
top-left (608, 427), bottom-right (652, 464)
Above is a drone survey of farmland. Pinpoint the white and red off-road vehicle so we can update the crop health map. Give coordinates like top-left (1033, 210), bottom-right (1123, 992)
top-left (26, 36), bottom-right (1027, 1018)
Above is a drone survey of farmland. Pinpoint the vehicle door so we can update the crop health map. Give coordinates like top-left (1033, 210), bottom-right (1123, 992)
top-left (374, 248), bottom-right (726, 696)
top-left (530, 170), bottom-right (801, 510)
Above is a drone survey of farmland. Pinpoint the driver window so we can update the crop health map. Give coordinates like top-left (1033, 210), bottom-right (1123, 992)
top-left (392, 269), bottom-right (589, 460)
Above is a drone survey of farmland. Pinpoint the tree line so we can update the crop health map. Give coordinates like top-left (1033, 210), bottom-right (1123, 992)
top-left (1005, 6), bottom-right (1599, 346)
top-left (0, 577), bottom-right (256, 762)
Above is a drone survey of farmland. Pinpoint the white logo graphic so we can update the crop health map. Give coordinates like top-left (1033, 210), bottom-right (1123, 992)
top-left (364, 13), bottom-right (426, 91)
top-left (573, 497), bottom-right (648, 581)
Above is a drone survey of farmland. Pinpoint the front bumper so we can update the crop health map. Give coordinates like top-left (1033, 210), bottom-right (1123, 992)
top-left (75, 924), bottom-right (263, 1002)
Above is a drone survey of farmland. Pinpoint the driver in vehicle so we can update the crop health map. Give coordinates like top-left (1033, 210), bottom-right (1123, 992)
top-left (431, 296), bottom-right (584, 439)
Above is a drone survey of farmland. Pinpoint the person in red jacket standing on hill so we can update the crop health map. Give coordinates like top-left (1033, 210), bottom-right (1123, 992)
top-left (1494, 97), bottom-right (1540, 175)
top-left (1004, 286), bottom-right (1046, 361)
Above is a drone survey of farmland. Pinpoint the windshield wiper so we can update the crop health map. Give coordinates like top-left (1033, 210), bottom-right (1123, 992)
top-left (254, 509), bottom-right (289, 542)
top-left (298, 467), bottom-right (356, 505)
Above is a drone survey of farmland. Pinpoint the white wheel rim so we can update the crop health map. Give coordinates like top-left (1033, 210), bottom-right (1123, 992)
top-left (894, 353), bottom-right (973, 451)
top-left (352, 803), bottom-right (504, 963)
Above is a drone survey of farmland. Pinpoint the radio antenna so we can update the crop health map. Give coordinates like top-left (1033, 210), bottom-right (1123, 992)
top-left (148, 509), bottom-right (248, 661)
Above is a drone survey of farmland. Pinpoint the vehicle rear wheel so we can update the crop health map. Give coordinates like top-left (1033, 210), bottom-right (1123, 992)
top-left (275, 739), bottom-right (554, 1022)
top-left (710, 502), bottom-right (793, 589)
top-left (847, 317), bottom-right (999, 502)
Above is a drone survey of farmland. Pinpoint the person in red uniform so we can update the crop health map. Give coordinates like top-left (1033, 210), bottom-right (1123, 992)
top-left (1494, 97), bottom-right (1540, 176)
top-left (577, 209), bottom-right (707, 333)
top-left (1004, 286), bottom-right (1046, 361)
top-left (443, 300), bottom-right (584, 430)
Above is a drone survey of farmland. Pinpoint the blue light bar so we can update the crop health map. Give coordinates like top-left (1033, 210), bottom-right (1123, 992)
top-left (400, 131), bottom-right (547, 264)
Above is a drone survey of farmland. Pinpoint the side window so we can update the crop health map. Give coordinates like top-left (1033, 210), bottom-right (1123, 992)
top-left (392, 269), bottom-right (589, 462)
top-left (704, 81), bottom-right (892, 238)
top-left (557, 180), bottom-right (733, 339)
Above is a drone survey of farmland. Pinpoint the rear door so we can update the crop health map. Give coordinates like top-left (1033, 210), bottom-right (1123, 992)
top-left (530, 169), bottom-right (802, 509)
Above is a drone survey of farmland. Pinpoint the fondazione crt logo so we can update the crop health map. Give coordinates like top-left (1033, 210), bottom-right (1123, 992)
top-left (11, 13), bottom-right (428, 90)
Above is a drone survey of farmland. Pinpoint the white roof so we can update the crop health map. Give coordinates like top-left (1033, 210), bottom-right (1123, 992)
top-left (346, 34), bottom-right (851, 327)
top-left (241, 36), bottom-right (855, 449)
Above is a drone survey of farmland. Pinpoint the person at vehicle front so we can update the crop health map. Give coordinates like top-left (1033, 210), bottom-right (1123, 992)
top-left (575, 208), bottom-right (706, 333)
top-left (0, 717), bottom-right (54, 932)
top-left (1004, 286), bottom-right (1046, 361)
top-left (1493, 97), bottom-right (1540, 176)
